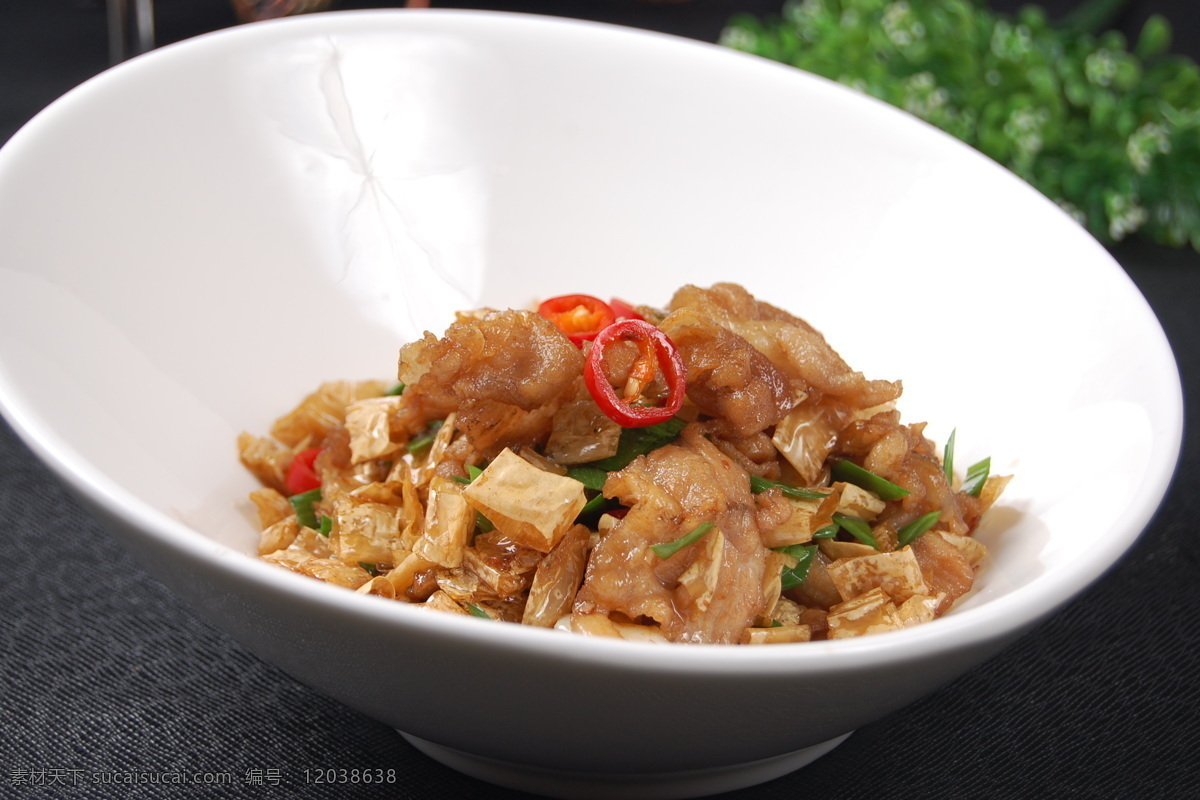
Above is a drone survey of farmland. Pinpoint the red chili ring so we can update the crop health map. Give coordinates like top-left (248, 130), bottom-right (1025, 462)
top-left (537, 294), bottom-right (616, 347)
top-left (584, 319), bottom-right (686, 428)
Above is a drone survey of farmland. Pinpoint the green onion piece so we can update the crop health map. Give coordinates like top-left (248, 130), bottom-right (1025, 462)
top-left (406, 420), bottom-right (444, 454)
top-left (586, 416), bottom-right (687, 472)
top-left (289, 488), bottom-right (322, 530)
top-left (385, 382), bottom-right (405, 396)
top-left (749, 475), bottom-right (830, 500)
top-left (774, 543), bottom-right (818, 590)
top-left (811, 523), bottom-right (839, 539)
top-left (770, 619), bottom-right (784, 628)
top-left (317, 515), bottom-right (333, 537)
top-left (832, 513), bottom-right (879, 550)
top-left (566, 466), bottom-right (609, 492)
top-left (831, 461), bottom-right (910, 501)
top-left (465, 603), bottom-right (491, 619)
top-left (453, 464), bottom-right (486, 485)
top-left (651, 522), bottom-right (715, 560)
top-left (962, 457), bottom-right (991, 497)
top-left (943, 428), bottom-right (956, 483)
top-left (576, 493), bottom-right (614, 520)
top-left (475, 511), bottom-right (495, 534)
top-left (358, 562), bottom-right (380, 577)
top-left (897, 511), bottom-right (942, 548)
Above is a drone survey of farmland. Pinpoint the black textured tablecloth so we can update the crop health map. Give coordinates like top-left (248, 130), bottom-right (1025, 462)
top-left (2, 2), bottom-right (1198, 798)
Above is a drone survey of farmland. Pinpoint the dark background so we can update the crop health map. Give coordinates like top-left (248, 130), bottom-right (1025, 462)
top-left (1, 2), bottom-right (1197, 798)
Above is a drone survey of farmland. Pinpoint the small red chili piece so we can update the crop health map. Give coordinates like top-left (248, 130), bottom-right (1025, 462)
top-left (285, 447), bottom-right (323, 495)
top-left (608, 297), bottom-right (644, 322)
top-left (537, 294), bottom-right (616, 347)
top-left (584, 319), bottom-right (686, 428)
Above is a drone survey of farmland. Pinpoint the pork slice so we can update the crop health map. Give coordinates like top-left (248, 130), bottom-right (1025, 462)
top-left (837, 412), bottom-right (971, 537)
top-left (669, 282), bottom-right (901, 412)
top-left (396, 310), bottom-right (583, 454)
top-left (573, 426), bottom-right (772, 644)
top-left (909, 530), bottom-right (975, 610)
top-left (659, 308), bottom-right (794, 437)
top-left (669, 282), bottom-right (820, 332)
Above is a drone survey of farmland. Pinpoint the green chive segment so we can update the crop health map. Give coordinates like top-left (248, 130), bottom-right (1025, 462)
top-left (289, 488), bottom-right (322, 530)
top-left (962, 457), bottom-right (991, 497)
top-left (577, 493), bottom-right (613, 518)
top-left (749, 475), bottom-right (830, 500)
top-left (651, 522), bottom-right (715, 559)
top-left (831, 460), bottom-right (910, 501)
top-left (832, 513), bottom-right (879, 550)
top-left (897, 511), bottom-right (942, 547)
top-left (566, 466), bottom-right (609, 492)
top-left (454, 464), bottom-right (488, 486)
top-left (775, 544), bottom-right (818, 589)
top-left (811, 523), bottom-right (839, 539)
top-left (406, 420), bottom-right (444, 454)
top-left (943, 428), bottom-right (956, 483)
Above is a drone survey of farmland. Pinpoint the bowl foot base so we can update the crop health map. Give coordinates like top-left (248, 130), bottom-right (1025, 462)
top-left (398, 731), bottom-right (852, 799)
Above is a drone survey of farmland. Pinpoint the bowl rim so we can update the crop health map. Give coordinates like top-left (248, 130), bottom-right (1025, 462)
top-left (0, 8), bottom-right (1185, 675)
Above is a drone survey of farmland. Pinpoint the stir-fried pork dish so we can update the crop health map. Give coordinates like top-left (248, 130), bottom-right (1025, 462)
top-left (239, 283), bottom-right (1008, 644)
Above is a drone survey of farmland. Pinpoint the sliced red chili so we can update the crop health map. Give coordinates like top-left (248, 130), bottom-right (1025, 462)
top-left (584, 319), bottom-right (686, 428)
top-left (285, 447), bottom-right (323, 495)
top-left (537, 294), bottom-right (616, 347)
top-left (609, 297), bottom-right (644, 322)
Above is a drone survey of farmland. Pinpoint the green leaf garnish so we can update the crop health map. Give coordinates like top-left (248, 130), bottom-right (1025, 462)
top-left (385, 381), bottom-right (405, 396)
top-left (774, 544), bottom-right (818, 590)
top-left (962, 458), bottom-right (991, 497)
top-left (406, 420), bottom-right (444, 454)
top-left (749, 474), bottom-right (830, 500)
top-left (317, 514), bottom-right (333, 537)
top-left (358, 561), bottom-right (380, 577)
top-left (465, 603), bottom-right (491, 619)
top-left (832, 513), bottom-right (879, 550)
top-left (943, 428), bottom-right (956, 483)
top-left (289, 488), bottom-right (322, 530)
top-left (831, 461), bottom-right (910, 501)
top-left (897, 511), bottom-right (942, 548)
top-left (475, 511), bottom-right (495, 534)
top-left (651, 522), bottom-right (714, 559)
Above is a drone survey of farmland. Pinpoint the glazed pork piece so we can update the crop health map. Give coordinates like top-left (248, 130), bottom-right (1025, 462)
top-left (239, 282), bottom-right (1008, 644)
top-left (574, 425), bottom-right (772, 644)
top-left (670, 283), bottom-right (902, 410)
top-left (395, 310), bottom-right (583, 458)
top-left (657, 308), bottom-right (794, 438)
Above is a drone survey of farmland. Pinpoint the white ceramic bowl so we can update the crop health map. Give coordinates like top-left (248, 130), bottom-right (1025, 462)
top-left (0, 10), bottom-right (1182, 799)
